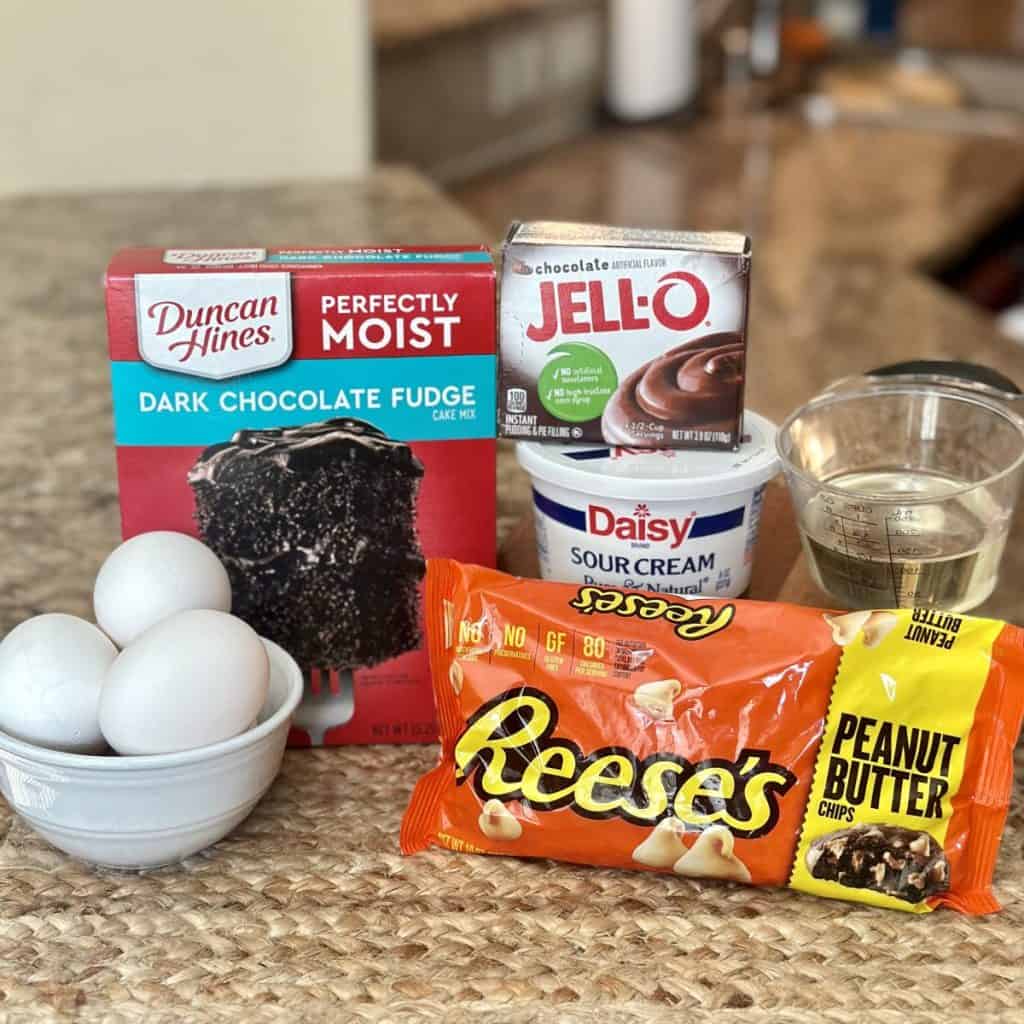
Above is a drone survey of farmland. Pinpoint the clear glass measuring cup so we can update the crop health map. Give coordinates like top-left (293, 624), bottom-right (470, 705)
top-left (777, 367), bottom-right (1024, 611)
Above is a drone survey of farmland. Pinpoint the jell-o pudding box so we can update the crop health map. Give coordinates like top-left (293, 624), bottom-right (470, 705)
top-left (498, 221), bottom-right (751, 450)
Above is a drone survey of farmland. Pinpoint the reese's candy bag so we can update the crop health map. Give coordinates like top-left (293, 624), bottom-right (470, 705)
top-left (401, 561), bottom-right (1024, 914)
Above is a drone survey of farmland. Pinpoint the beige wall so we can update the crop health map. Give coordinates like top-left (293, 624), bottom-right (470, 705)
top-left (0, 0), bottom-right (372, 195)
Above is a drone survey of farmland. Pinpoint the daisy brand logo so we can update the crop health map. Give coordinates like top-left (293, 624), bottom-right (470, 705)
top-left (134, 272), bottom-right (292, 380)
top-left (586, 502), bottom-right (696, 549)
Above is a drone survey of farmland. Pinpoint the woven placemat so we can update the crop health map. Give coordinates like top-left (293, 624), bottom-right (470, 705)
top-left (2, 739), bottom-right (1022, 1022)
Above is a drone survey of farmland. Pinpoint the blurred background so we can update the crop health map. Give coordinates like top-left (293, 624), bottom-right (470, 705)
top-left (4, 0), bottom-right (1024, 343)
top-left (4, 0), bottom-right (1024, 355)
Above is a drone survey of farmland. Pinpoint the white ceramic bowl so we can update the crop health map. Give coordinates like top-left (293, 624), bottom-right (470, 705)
top-left (0, 639), bottom-right (302, 869)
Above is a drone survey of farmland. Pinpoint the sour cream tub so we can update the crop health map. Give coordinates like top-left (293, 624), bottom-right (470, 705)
top-left (516, 411), bottom-right (779, 597)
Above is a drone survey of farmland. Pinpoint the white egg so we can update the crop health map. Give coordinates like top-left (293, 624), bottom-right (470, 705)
top-left (94, 531), bottom-right (231, 647)
top-left (0, 613), bottom-right (117, 753)
top-left (99, 609), bottom-right (269, 756)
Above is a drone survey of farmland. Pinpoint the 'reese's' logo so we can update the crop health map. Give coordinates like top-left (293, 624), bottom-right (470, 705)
top-left (570, 584), bottom-right (734, 640)
top-left (526, 271), bottom-right (710, 342)
top-left (134, 272), bottom-right (292, 380)
top-left (454, 687), bottom-right (795, 836)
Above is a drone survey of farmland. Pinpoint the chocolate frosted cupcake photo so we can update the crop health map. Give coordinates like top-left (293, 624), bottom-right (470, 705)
top-left (188, 418), bottom-right (426, 683)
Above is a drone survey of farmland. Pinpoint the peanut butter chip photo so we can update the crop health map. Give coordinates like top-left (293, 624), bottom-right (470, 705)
top-left (823, 610), bottom-right (872, 647)
top-left (673, 825), bottom-right (751, 884)
top-left (862, 611), bottom-right (899, 648)
top-left (632, 678), bottom-right (682, 721)
top-left (631, 817), bottom-right (688, 868)
top-left (477, 799), bottom-right (523, 841)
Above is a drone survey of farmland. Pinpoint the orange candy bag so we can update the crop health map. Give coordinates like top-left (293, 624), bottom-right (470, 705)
top-left (401, 561), bottom-right (1024, 913)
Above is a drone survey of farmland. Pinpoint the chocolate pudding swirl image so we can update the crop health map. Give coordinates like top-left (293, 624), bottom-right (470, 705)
top-left (601, 331), bottom-right (744, 446)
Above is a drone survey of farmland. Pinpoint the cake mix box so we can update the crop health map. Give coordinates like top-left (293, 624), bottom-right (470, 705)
top-left (499, 221), bottom-right (751, 449)
top-left (105, 246), bottom-right (496, 746)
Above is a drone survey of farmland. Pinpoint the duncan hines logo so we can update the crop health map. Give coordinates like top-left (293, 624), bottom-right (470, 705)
top-left (525, 271), bottom-right (710, 342)
top-left (134, 273), bottom-right (292, 380)
top-left (588, 503), bottom-right (694, 549)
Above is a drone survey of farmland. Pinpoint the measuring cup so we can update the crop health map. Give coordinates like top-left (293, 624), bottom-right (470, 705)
top-left (777, 371), bottom-right (1024, 611)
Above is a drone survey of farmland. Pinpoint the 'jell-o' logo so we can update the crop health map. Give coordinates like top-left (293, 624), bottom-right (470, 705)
top-left (525, 271), bottom-right (710, 342)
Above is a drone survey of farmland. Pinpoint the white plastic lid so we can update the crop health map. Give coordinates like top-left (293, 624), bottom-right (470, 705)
top-left (516, 410), bottom-right (779, 501)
